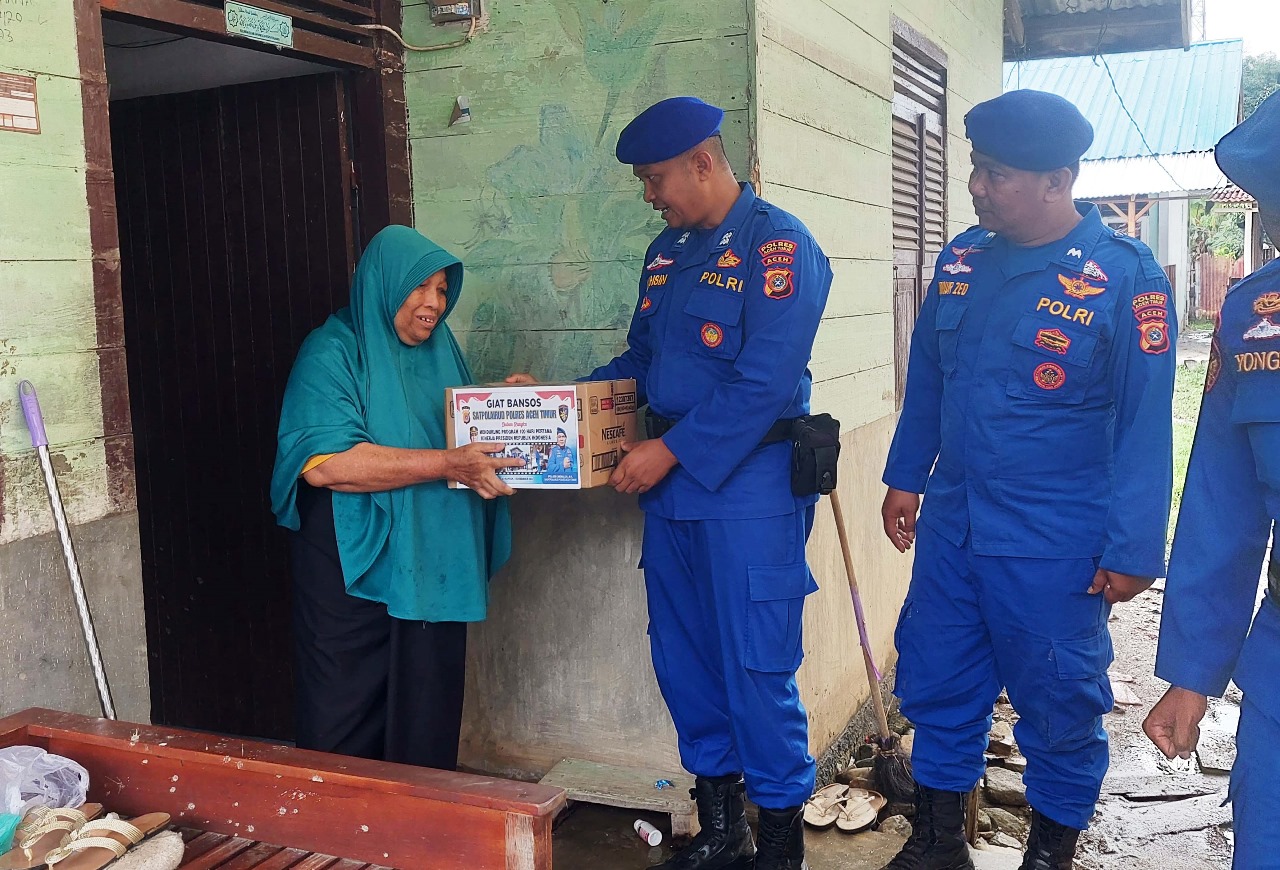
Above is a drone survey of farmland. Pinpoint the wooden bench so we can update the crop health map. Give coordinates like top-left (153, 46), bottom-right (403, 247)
top-left (0, 708), bottom-right (567, 869)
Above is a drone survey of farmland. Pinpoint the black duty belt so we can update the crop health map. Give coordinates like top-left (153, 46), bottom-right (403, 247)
top-left (1269, 558), bottom-right (1280, 603)
top-left (646, 413), bottom-right (796, 445)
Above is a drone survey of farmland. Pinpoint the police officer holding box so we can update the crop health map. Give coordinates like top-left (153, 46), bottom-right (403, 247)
top-left (511, 96), bottom-right (831, 870)
top-left (1145, 90), bottom-right (1280, 870)
top-left (880, 90), bottom-right (1176, 870)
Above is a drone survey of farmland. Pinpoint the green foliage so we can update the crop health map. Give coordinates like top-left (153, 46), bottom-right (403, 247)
top-left (1189, 200), bottom-right (1244, 260)
top-left (1244, 53), bottom-right (1280, 118)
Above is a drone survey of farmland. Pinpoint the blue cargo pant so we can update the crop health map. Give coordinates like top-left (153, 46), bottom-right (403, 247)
top-left (894, 520), bottom-right (1114, 830)
top-left (643, 508), bottom-right (818, 810)
top-left (1232, 697), bottom-right (1280, 869)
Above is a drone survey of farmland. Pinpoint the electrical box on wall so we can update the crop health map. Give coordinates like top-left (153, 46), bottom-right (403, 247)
top-left (429, 1), bottom-right (479, 22)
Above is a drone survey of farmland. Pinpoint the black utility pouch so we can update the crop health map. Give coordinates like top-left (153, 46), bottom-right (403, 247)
top-left (790, 413), bottom-right (841, 496)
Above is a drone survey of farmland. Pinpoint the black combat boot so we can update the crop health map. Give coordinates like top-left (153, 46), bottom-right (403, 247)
top-left (881, 786), bottom-right (975, 870)
top-left (754, 805), bottom-right (808, 870)
top-left (1018, 809), bottom-right (1081, 870)
top-left (654, 774), bottom-right (755, 870)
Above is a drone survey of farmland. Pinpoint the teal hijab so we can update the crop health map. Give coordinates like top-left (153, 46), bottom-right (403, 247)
top-left (270, 225), bottom-right (511, 622)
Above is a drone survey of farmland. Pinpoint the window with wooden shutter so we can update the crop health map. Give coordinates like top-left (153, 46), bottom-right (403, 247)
top-left (891, 20), bottom-right (948, 410)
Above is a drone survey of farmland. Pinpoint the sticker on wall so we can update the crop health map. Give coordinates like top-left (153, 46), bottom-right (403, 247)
top-left (0, 73), bottom-right (39, 135)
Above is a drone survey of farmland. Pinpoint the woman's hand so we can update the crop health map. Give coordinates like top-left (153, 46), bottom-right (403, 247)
top-left (505, 373), bottom-right (539, 385)
top-left (448, 442), bottom-right (524, 498)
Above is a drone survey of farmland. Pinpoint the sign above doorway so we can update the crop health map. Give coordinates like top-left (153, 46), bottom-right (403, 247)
top-left (224, 0), bottom-right (293, 48)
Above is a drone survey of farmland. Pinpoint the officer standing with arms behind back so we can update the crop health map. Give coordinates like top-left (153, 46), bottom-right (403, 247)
top-left (879, 90), bottom-right (1176, 870)
top-left (1144, 91), bottom-right (1280, 870)
top-left (509, 96), bottom-right (831, 870)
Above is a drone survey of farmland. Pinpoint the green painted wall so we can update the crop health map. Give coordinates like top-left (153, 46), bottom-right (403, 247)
top-left (403, 0), bottom-right (751, 382)
top-left (404, 0), bottom-right (1003, 772)
top-left (0, 0), bottom-right (150, 721)
top-left (751, 0), bottom-right (1004, 755)
top-left (400, 0), bottom-right (1005, 777)
top-left (402, 0), bottom-right (753, 777)
top-left (0, 0), bottom-right (107, 545)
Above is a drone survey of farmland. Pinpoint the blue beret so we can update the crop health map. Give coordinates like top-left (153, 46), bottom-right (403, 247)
top-left (1216, 90), bottom-right (1280, 207)
top-left (965, 89), bottom-right (1094, 172)
top-left (616, 97), bottom-right (724, 165)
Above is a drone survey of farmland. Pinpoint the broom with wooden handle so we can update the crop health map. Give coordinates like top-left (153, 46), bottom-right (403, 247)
top-left (829, 489), bottom-right (915, 803)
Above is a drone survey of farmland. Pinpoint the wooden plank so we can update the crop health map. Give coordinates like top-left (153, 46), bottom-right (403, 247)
top-left (756, 0), bottom-right (892, 101)
top-left (1006, 0), bottom-right (1026, 48)
top-left (539, 759), bottom-right (694, 815)
top-left (282, 0), bottom-right (375, 23)
top-left (99, 0), bottom-right (376, 67)
top-left (181, 836), bottom-right (255, 869)
top-left (1017, 5), bottom-right (1184, 59)
top-left (824, 258), bottom-right (895, 320)
top-left (285, 855), bottom-right (341, 870)
top-left (0, 261), bottom-right (97, 355)
top-left (190, 0), bottom-right (375, 40)
top-left (0, 709), bottom-right (565, 870)
top-left (227, 847), bottom-right (314, 870)
top-left (762, 184), bottom-right (892, 262)
top-left (193, 836), bottom-right (284, 868)
top-left (757, 110), bottom-right (892, 207)
top-left (809, 314), bottom-right (895, 386)
top-left (810, 364), bottom-right (896, 432)
top-left (0, 164), bottom-right (92, 262)
top-left (756, 37), bottom-right (891, 156)
top-left (181, 831), bottom-right (234, 862)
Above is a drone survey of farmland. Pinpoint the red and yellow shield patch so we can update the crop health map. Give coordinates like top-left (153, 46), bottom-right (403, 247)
top-left (700, 322), bottom-right (724, 348)
top-left (763, 267), bottom-right (794, 300)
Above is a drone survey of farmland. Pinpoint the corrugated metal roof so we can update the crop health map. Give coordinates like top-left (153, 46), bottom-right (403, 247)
top-left (1023, 0), bottom-right (1177, 15)
top-left (1073, 153), bottom-right (1226, 197)
top-left (1003, 40), bottom-right (1243, 159)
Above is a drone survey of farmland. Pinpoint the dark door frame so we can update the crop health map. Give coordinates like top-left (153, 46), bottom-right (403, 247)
top-left (73, 0), bottom-right (411, 717)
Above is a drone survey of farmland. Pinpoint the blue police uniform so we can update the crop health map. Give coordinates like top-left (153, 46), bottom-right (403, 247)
top-left (883, 204), bottom-right (1177, 830)
top-left (589, 181), bottom-right (832, 809)
top-left (1156, 91), bottom-right (1280, 870)
top-left (547, 443), bottom-right (577, 474)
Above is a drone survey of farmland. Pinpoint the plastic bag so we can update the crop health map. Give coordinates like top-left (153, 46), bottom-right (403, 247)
top-left (0, 745), bottom-right (89, 818)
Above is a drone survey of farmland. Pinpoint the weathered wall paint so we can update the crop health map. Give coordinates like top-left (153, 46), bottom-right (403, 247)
top-left (0, 0), bottom-right (149, 720)
top-left (403, 0), bottom-right (751, 776)
top-left (405, 0), bottom-right (1004, 778)
top-left (752, 0), bottom-right (1004, 754)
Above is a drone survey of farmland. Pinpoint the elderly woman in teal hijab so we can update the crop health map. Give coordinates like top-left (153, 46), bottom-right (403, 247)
top-left (270, 225), bottom-right (519, 769)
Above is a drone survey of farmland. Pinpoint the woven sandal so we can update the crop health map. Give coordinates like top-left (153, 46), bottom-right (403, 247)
top-left (834, 788), bottom-right (887, 834)
top-left (42, 814), bottom-right (169, 870)
top-left (801, 783), bottom-right (850, 830)
top-left (0, 805), bottom-right (104, 870)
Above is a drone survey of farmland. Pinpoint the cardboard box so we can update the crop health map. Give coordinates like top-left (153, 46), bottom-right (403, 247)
top-left (446, 380), bottom-right (638, 489)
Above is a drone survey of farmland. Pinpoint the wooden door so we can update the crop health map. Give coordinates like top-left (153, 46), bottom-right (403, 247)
top-left (111, 73), bottom-right (356, 739)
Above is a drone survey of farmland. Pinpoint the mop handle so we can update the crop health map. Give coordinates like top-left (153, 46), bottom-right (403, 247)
top-left (18, 381), bottom-right (48, 447)
top-left (17, 381), bottom-right (117, 720)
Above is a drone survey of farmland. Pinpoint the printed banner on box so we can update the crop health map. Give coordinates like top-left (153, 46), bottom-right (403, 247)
top-left (452, 386), bottom-right (581, 488)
